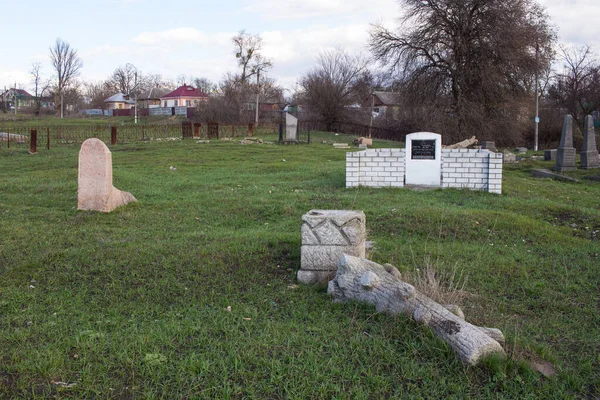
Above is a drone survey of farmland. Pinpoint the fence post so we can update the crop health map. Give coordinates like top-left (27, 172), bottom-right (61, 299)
top-left (7, 131), bottom-right (9, 149)
top-left (194, 123), bottom-right (200, 138)
top-left (47, 127), bottom-right (50, 150)
top-left (248, 123), bottom-right (253, 137)
top-left (111, 126), bottom-right (117, 145)
top-left (30, 129), bottom-right (37, 154)
top-left (308, 129), bottom-right (311, 145)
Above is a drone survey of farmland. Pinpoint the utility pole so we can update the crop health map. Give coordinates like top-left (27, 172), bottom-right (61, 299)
top-left (134, 70), bottom-right (138, 124)
top-left (369, 92), bottom-right (374, 138)
top-left (255, 69), bottom-right (260, 126)
top-left (534, 43), bottom-right (539, 151)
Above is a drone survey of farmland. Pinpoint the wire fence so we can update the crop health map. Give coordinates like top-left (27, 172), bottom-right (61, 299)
top-left (0, 122), bottom-right (270, 151)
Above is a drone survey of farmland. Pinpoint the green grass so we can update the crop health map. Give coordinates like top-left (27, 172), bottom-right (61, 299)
top-left (1, 133), bottom-right (599, 398)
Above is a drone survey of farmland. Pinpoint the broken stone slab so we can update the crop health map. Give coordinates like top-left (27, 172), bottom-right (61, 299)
top-left (328, 255), bottom-right (505, 366)
top-left (298, 210), bottom-right (366, 284)
top-left (297, 270), bottom-right (336, 285)
top-left (443, 136), bottom-right (478, 149)
top-left (333, 143), bottom-right (350, 149)
top-left (301, 245), bottom-right (366, 270)
top-left (531, 169), bottom-right (579, 183)
top-left (481, 141), bottom-right (497, 152)
top-left (78, 138), bottom-right (137, 212)
top-left (503, 153), bottom-right (517, 163)
top-left (515, 147), bottom-right (528, 154)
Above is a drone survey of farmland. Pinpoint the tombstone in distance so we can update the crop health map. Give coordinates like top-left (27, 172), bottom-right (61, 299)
top-left (581, 115), bottom-right (600, 169)
top-left (78, 138), bottom-right (137, 212)
top-left (285, 113), bottom-right (298, 143)
top-left (554, 115), bottom-right (577, 172)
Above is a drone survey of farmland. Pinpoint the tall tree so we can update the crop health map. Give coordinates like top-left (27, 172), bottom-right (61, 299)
top-left (110, 63), bottom-right (139, 95)
top-left (370, 0), bottom-right (556, 144)
top-left (232, 30), bottom-right (269, 84)
top-left (299, 49), bottom-right (369, 131)
top-left (549, 45), bottom-right (600, 130)
top-left (30, 62), bottom-right (50, 116)
top-left (49, 38), bottom-right (83, 118)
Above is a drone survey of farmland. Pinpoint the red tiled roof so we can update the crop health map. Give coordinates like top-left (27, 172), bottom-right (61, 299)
top-left (161, 85), bottom-right (208, 99)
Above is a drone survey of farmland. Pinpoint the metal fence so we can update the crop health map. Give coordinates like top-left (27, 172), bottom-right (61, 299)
top-left (0, 122), bottom-right (265, 151)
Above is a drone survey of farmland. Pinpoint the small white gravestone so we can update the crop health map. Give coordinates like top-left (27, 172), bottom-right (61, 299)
top-left (78, 138), bottom-right (137, 212)
top-left (405, 132), bottom-right (442, 186)
top-left (285, 113), bottom-right (298, 142)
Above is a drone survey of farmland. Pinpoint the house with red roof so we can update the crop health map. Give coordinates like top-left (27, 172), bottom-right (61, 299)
top-left (159, 84), bottom-right (208, 108)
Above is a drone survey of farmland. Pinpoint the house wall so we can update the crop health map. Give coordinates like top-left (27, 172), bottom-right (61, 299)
top-left (161, 97), bottom-right (207, 107)
top-left (105, 102), bottom-right (134, 110)
top-left (346, 148), bottom-right (502, 194)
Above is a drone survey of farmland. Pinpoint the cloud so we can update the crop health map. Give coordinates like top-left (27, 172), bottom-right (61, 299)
top-left (242, 0), bottom-right (399, 21)
top-left (132, 28), bottom-right (231, 47)
top-left (539, 0), bottom-right (600, 49)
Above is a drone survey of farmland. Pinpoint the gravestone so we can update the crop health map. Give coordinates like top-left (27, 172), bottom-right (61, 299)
top-left (78, 138), bottom-right (137, 212)
top-left (298, 210), bottom-right (366, 284)
top-left (285, 113), bottom-right (298, 142)
top-left (581, 115), bottom-right (600, 169)
top-left (503, 152), bottom-right (516, 163)
top-left (544, 149), bottom-right (557, 161)
top-left (405, 132), bottom-right (442, 187)
top-left (554, 115), bottom-right (577, 172)
top-left (516, 147), bottom-right (527, 154)
top-left (481, 141), bottom-right (497, 152)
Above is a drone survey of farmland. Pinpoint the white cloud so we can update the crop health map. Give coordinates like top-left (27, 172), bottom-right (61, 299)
top-left (242, 0), bottom-right (398, 21)
top-left (132, 28), bottom-right (231, 47)
top-left (539, 0), bottom-right (600, 49)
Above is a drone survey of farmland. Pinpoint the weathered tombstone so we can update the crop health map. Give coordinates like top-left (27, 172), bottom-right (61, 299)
top-left (544, 149), bottom-right (557, 161)
top-left (515, 147), bottom-right (527, 154)
top-left (298, 210), bottom-right (366, 284)
top-left (481, 141), bottom-right (497, 152)
top-left (503, 152), bottom-right (517, 163)
top-left (285, 113), bottom-right (298, 143)
top-left (554, 115), bottom-right (577, 172)
top-left (78, 138), bottom-right (137, 213)
top-left (580, 115), bottom-right (599, 169)
top-left (405, 132), bottom-right (442, 187)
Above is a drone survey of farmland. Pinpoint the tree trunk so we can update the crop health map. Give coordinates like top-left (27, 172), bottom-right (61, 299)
top-left (328, 255), bottom-right (505, 366)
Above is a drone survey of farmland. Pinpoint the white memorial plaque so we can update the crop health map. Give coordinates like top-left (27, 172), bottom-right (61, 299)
top-left (405, 132), bottom-right (442, 186)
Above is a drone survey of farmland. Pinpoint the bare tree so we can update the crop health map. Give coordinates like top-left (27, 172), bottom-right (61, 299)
top-left (232, 30), bottom-right (267, 84)
top-left (110, 63), bottom-right (140, 95)
top-left (30, 62), bottom-right (50, 116)
top-left (85, 81), bottom-right (114, 110)
top-left (549, 45), bottom-right (600, 130)
top-left (192, 77), bottom-right (215, 94)
top-left (49, 38), bottom-right (83, 118)
top-left (370, 0), bottom-right (556, 145)
top-left (299, 49), bottom-right (369, 131)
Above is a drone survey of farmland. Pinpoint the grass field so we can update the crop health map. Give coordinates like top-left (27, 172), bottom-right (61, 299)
top-left (1, 132), bottom-right (599, 398)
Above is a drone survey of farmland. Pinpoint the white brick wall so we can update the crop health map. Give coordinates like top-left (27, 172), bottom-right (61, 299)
top-left (346, 148), bottom-right (502, 193)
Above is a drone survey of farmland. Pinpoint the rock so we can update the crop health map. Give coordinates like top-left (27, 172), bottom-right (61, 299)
top-left (531, 169), bottom-right (579, 182)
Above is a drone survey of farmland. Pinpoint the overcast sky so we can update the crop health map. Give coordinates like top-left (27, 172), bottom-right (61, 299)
top-left (1, 0), bottom-right (599, 94)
